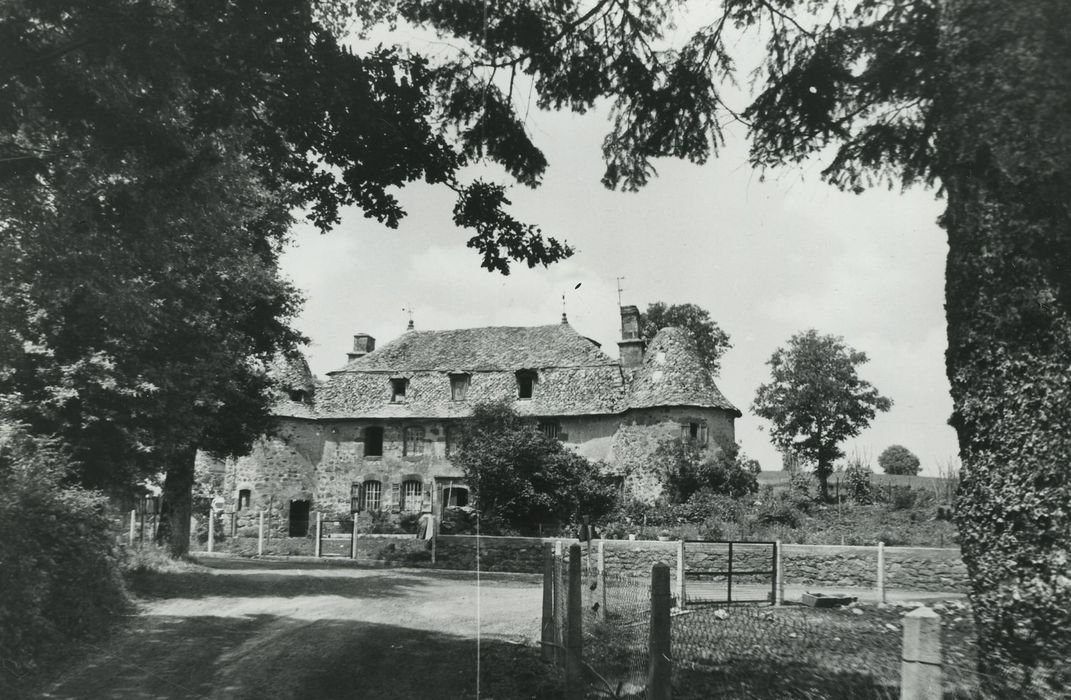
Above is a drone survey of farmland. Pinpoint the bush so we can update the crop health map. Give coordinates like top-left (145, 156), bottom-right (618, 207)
top-left (878, 444), bottom-right (921, 475)
top-left (653, 439), bottom-right (759, 503)
top-left (841, 457), bottom-right (874, 504)
top-left (753, 491), bottom-right (809, 528)
top-left (0, 425), bottom-right (129, 686)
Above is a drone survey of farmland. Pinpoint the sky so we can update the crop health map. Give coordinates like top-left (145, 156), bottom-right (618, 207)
top-left (279, 26), bottom-right (959, 477)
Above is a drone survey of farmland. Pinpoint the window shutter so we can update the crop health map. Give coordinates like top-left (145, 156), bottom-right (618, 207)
top-left (355, 483), bottom-right (364, 513)
top-left (391, 482), bottom-right (401, 513)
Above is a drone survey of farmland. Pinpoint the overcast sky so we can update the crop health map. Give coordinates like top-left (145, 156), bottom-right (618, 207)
top-left (280, 28), bottom-right (958, 476)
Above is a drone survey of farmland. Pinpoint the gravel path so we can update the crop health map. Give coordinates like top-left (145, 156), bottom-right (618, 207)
top-left (39, 559), bottom-right (549, 700)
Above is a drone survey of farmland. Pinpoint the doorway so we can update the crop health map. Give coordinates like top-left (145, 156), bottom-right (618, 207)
top-left (289, 499), bottom-right (311, 537)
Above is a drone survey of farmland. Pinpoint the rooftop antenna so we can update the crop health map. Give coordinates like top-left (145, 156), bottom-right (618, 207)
top-left (561, 293), bottom-right (568, 324)
top-left (403, 305), bottom-right (414, 331)
top-left (616, 276), bottom-right (626, 307)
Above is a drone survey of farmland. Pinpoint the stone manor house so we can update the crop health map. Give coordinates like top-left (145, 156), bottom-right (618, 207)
top-left (222, 305), bottom-right (740, 537)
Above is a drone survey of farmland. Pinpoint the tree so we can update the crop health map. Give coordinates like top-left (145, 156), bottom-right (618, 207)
top-left (752, 330), bottom-right (892, 501)
top-left (652, 438), bottom-right (758, 503)
top-left (640, 302), bottom-right (732, 376)
top-left (384, 1), bottom-right (1071, 677)
top-left (453, 402), bottom-right (617, 534)
top-left (0, 1), bottom-right (572, 555)
top-left (879, 445), bottom-right (921, 476)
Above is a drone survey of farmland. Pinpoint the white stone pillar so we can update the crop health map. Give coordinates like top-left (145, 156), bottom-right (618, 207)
top-left (676, 539), bottom-right (686, 610)
top-left (314, 511), bottom-right (322, 558)
top-left (128, 509), bottom-right (137, 547)
top-left (351, 518), bottom-right (358, 559)
top-left (257, 510), bottom-right (265, 556)
top-left (775, 540), bottom-right (784, 606)
top-left (901, 606), bottom-right (942, 700)
top-left (877, 541), bottom-right (886, 604)
top-left (207, 510), bottom-right (214, 553)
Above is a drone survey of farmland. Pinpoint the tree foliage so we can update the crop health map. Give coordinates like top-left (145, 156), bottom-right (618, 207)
top-left (652, 438), bottom-right (758, 503)
top-left (640, 302), bottom-right (732, 376)
top-left (0, 423), bottom-right (128, 688)
top-left (752, 330), bottom-right (891, 500)
top-left (453, 402), bottom-right (617, 534)
top-left (878, 444), bottom-right (921, 476)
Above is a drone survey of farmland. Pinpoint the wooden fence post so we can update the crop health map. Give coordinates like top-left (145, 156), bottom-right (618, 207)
top-left (648, 562), bottom-right (672, 700)
top-left (774, 540), bottom-right (784, 606)
top-left (901, 606), bottom-right (942, 700)
top-left (676, 539), bottom-right (686, 610)
top-left (314, 511), bottom-right (322, 558)
top-left (554, 540), bottom-right (564, 665)
top-left (430, 514), bottom-right (437, 565)
top-left (597, 540), bottom-right (607, 618)
top-left (542, 542), bottom-right (555, 662)
top-left (565, 544), bottom-right (584, 700)
top-left (257, 510), bottom-right (265, 556)
top-left (877, 541), bottom-right (886, 604)
top-left (207, 510), bottom-right (214, 553)
top-left (128, 509), bottom-right (136, 547)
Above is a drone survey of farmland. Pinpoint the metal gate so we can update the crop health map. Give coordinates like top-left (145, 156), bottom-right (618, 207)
top-left (683, 540), bottom-right (778, 605)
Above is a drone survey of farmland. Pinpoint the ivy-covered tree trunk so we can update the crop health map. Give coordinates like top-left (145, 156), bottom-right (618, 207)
top-left (940, 0), bottom-right (1071, 685)
top-left (161, 449), bottom-right (198, 558)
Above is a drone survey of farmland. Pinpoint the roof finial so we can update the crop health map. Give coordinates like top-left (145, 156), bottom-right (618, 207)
top-left (404, 305), bottom-right (414, 331)
top-left (561, 293), bottom-right (568, 324)
top-left (616, 276), bottom-right (626, 307)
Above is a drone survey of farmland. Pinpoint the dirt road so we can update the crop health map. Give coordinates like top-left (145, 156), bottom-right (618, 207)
top-left (39, 558), bottom-right (556, 700)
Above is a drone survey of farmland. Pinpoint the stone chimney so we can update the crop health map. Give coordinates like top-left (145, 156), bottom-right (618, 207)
top-left (347, 333), bottom-right (375, 362)
top-left (617, 305), bottom-right (645, 368)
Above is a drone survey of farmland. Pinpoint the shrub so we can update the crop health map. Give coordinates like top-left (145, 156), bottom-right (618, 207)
top-left (841, 457), bottom-right (874, 504)
top-left (754, 491), bottom-right (809, 528)
top-left (789, 470), bottom-right (815, 498)
top-left (878, 444), bottom-right (921, 475)
top-left (0, 425), bottom-right (129, 685)
top-left (653, 439), bottom-right (759, 503)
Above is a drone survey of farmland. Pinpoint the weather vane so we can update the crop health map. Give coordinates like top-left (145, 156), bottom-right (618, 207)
top-left (616, 276), bottom-right (626, 307)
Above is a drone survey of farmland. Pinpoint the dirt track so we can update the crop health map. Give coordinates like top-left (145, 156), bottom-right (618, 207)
top-left (39, 559), bottom-right (553, 700)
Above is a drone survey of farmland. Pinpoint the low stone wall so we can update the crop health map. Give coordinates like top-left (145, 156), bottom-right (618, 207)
top-left (209, 533), bottom-right (967, 592)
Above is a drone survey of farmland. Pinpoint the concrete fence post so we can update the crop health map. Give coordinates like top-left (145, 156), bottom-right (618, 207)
top-left (648, 562), bottom-right (672, 700)
top-left (430, 515), bottom-right (437, 565)
top-left (314, 511), bottom-right (322, 558)
top-left (541, 543), bottom-right (555, 662)
top-left (257, 510), bottom-right (265, 556)
top-left (351, 518), bottom-right (358, 559)
top-left (128, 509), bottom-right (137, 547)
top-left (774, 540), bottom-right (784, 606)
top-left (877, 541), bottom-right (886, 604)
top-left (676, 539), bottom-right (686, 610)
top-left (597, 540), bottom-right (607, 618)
top-left (207, 510), bottom-right (214, 553)
top-left (565, 544), bottom-right (584, 700)
top-left (901, 606), bottom-right (942, 700)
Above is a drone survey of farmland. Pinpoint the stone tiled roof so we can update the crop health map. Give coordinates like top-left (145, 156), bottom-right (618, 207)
top-left (279, 322), bottom-right (739, 420)
top-left (626, 327), bottom-right (741, 415)
top-left (268, 353), bottom-right (319, 419)
top-left (330, 325), bottom-right (613, 373)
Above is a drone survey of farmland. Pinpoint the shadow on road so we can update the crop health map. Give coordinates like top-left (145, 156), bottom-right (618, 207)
top-left (128, 568), bottom-right (428, 600)
top-left (40, 617), bottom-right (559, 700)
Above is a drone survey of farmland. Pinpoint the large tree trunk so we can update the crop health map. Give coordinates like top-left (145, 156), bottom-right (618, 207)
top-left (161, 448), bottom-right (198, 558)
top-left (939, 0), bottom-right (1071, 687)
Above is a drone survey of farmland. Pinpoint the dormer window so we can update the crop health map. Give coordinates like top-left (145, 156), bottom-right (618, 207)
top-left (450, 373), bottom-right (470, 401)
top-left (682, 421), bottom-right (709, 446)
top-left (390, 377), bottom-right (408, 402)
top-left (516, 370), bottom-right (537, 399)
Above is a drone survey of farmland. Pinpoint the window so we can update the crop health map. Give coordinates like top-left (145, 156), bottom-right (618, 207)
top-left (516, 370), bottom-right (537, 399)
top-left (449, 373), bottom-right (470, 401)
top-left (401, 480), bottom-right (423, 513)
top-left (539, 422), bottom-right (561, 440)
top-left (237, 489), bottom-right (251, 511)
top-left (442, 485), bottom-right (469, 508)
top-left (362, 480), bottom-right (382, 512)
top-left (444, 425), bottom-right (457, 457)
top-left (287, 389), bottom-right (306, 403)
top-left (682, 421), bottom-right (709, 446)
top-left (403, 426), bottom-right (425, 456)
top-left (390, 377), bottom-right (408, 402)
top-left (364, 426), bottom-right (383, 457)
